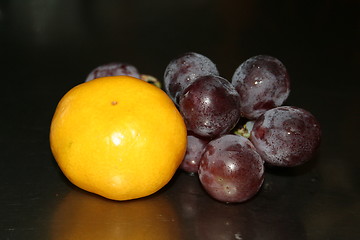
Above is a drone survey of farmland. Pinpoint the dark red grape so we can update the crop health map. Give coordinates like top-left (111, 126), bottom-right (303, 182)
top-left (231, 55), bottom-right (290, 119)
top-left (180, 134), bottom-right (210, 174)
top-left (164, 52), bottom-right (219, 104)
top-left (250, 106), bottom-right (321, 167)
top-left (85, 62), bottom-right (140, 82)
top-left (198, 134), bottom-right (264, 203)
top-left (179, 75), bottom-right (241, 139)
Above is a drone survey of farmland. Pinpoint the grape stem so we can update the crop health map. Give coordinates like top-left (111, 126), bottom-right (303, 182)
top-left (140, 74), bottom-right (162, 88)
top-left (233, 121), bottom-right (254, 138)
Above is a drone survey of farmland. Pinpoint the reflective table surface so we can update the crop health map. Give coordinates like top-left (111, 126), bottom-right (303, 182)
top-left (1, 1), bottom-right (359, 239)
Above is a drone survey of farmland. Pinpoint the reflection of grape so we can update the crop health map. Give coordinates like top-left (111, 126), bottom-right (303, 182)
top-left (250, 106), bottom-right (321, 167)
top-left (179, 75), bottom-right (241, 139)
top-left (85, 62), bottom-right (140, 82)
top-left (231, 55), bottom-right (290, 119)
top-left (164, 52), bottom-right (219, 104)
top-left (198, 134), bottom-right (264, 203)
top-left (180, 134), bottom-right (209, 174)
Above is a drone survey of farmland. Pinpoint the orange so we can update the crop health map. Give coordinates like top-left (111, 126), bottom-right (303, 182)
top-left (50, 76), bottom-right (187, 201)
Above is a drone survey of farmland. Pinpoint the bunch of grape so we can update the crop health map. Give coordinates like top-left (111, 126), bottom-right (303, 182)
top-left (164, 52), bottom-right (321, 203)
top-left (85, 54), bottom-right (321, 204)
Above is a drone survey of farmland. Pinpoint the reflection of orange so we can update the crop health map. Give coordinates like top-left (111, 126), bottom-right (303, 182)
top-left (50, 76), bottom-right (187, 200)
top-left (50, 189), bottom-right (181, 240)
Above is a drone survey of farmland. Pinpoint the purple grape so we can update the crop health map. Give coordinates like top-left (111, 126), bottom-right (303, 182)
top-left (198, 134), bottom-right (264, 203)
top-left (231, 55), bottom-right (290, 120)
top-left (180, 134), bottom-right (210, 174)
top-left (250, 106), bottom-right (321, 167)
top-left (179, 75), bottom-right (241, 139)
top-left (164, 52), bottom-right (219, 104)
top-left (85, 62), bottom-right (140, 82)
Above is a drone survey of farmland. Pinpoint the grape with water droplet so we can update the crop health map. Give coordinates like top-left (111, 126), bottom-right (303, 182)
top-left (198, 134), bottom-right (264, 203)
top-left (231, 55), bottom-right (290, 119)
top-left (250, 106), bottom-right (321, 167)
top-left (164, 52), bottom-right (219, 104)
top-left (179, 75), bottom-right (241, 139)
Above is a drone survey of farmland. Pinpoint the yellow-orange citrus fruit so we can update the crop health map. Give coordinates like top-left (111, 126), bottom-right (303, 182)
top-left (50, 76), bottom-right (187, 201)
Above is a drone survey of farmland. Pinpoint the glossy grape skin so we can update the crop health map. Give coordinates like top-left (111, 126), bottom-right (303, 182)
top-left (164, 52), bottom-right (219, 104)
top-left (231, 55), bottom-right (290, 120)
top-left (198, 134), bottom-right (264, 203)
top-left (250, 106), bottom-right (321, 167)
top-left (179, 75), bottom-right (241, 139)
top-left (85, 62), bottom-right (140, 82)
top-left (180, 134), bottom-right (210, 174)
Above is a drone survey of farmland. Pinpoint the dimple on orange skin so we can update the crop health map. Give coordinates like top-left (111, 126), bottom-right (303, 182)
top-left (50, 76), bottom-right (187, 201)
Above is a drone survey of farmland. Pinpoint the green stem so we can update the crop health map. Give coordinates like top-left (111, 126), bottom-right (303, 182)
top-left (140, 74), bottom-right (162, 88)
top-left (233, 121), bottom-right (254, 138)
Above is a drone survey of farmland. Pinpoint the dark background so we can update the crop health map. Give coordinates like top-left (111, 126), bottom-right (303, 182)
top-left (0, 0), bottom-right (359, 239)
